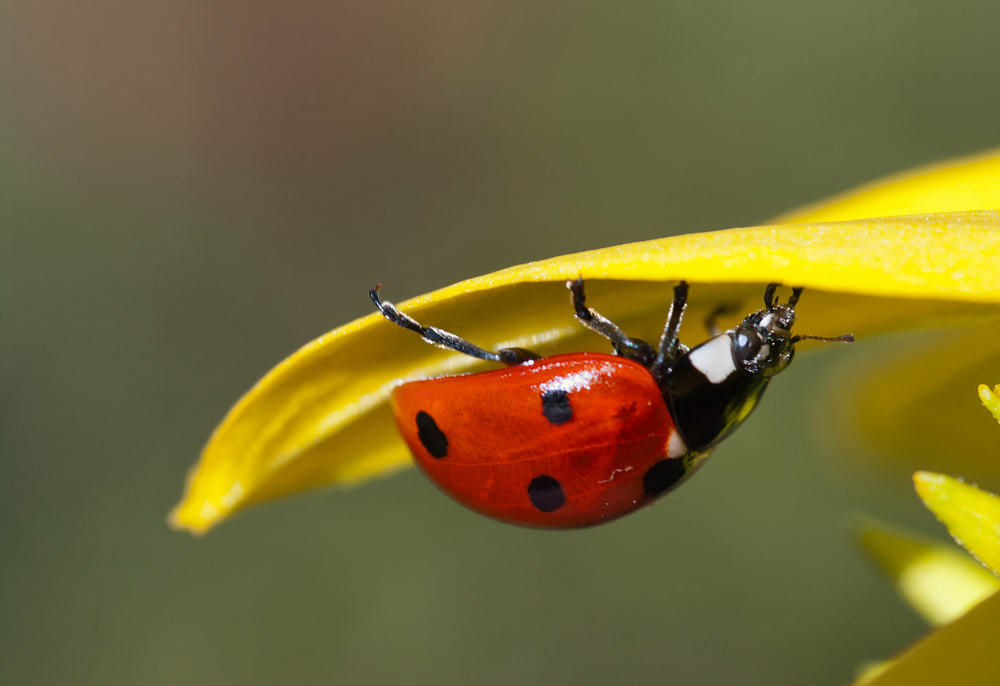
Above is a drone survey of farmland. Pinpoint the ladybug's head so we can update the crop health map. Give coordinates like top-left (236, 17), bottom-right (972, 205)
top-left (732, 285), bottom-right (853, 378)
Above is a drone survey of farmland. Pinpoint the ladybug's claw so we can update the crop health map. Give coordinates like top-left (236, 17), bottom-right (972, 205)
top-left (787, 287), bottom-right (804, 308)
top-left (764, 283), bottom-right (780, 310)
top-left (763, 283), bottom-right (804, 310)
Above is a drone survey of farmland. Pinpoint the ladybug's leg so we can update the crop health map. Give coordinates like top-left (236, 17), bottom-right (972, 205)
top-left (763, 283), bottom-right (803, 310)
top-left (787, 286), bottom-right (804, 308)
top-left (654, 281), bottom-right (690, 370)
top-left (370, 287), bottom-right (539, 365)
top-left (567, 278), bottom-right (656, 366)
top-left (763, 282), bottom-right (780, 309)
top-left (704, 302), bottom-right (739, 337)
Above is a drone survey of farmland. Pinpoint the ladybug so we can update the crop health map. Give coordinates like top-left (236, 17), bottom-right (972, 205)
top-left (371, 279), bottom-right (852, 528)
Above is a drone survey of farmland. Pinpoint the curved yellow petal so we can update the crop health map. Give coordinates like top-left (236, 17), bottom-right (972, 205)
top-left (171, 212), bottom-right (1000, 533)
top-left (857, 524), bottom-right (1000, 626)
top-left (979, 383), bottom-right (1000, 424)
top-left (782, 148), bottom-right (1000, 480)
top-left (914, 472), bottom-right (1000, 576)
top-left (778, 147), bottom-right (1000, 222)
top-left (857, 589), bottom-right (1000, 686)
top-left (835, 323), bottom-right (1000, 480)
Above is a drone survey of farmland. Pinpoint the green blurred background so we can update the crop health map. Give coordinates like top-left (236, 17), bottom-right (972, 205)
top-left (4, 1), bottom-right (1000, 684)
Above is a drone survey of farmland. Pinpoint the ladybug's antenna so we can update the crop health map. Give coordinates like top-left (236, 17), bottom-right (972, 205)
top-left (790, 333), bottom-right (855, 344)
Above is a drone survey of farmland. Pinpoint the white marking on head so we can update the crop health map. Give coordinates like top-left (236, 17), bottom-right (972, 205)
top-left (759, 313), bottom-right (775, 328)
top-left (666, 431), bottom-right (687, 458)
top-left (689, 334), bottom-right (737, 384)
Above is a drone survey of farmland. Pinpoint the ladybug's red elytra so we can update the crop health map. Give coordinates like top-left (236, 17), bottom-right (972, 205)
top-left (371, 279), bottom-right (852, 528)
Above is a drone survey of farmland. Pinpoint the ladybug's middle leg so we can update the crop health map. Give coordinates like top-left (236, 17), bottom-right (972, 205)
top-left (370, 287), bottom-right (539, 365)
top-left (567, 278), bottom-right (656, 366)
top-left (654, 280), bottom-right (690, 372)
top-left (704, 302), bottom-right (738, 337)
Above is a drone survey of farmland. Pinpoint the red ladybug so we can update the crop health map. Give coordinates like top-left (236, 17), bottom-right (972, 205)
top-left (371, 279), bottom-right (851, 528)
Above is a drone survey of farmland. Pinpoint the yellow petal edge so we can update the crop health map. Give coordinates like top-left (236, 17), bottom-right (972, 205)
top-left (979, 383), bottom-right (1000, 424)
top-left (860, 590), bottom-right (1000, 686)
top-left (859, 471), bottom-right (1000, 686)
top-left (777, 146), bottom-right (1000, 223)
top-left (913, 472), bottom-right (1000, 576)
top-left (857, 524), bottom-right (1000, 626)
top-left (171, 149), bottom-right (1000, 534)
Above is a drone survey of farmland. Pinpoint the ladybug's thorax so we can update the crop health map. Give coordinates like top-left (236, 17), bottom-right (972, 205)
top-left (660, 302), bottom-right (799, 452)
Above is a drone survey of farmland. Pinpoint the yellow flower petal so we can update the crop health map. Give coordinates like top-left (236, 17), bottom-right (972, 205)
top-left (788, 148), bottom-right (1000, 479)
top-left (854, 660), bottom-right (893, 685)
top-left (171, 211), bottom-right (1000, 533)
top-left (172, 145), bottom-right (1000, 533)
top-left (914, 472), bottom-right (1000, 576)
top-left (856, 589), bottom-right (1000, 686)
top-left (777, 147), bottom-right (1000, 222)
top-left (979, 383), bottom-right (1000, 424)
top-left (836, 323), bottom-right (1000, 480)
top-left (857, 524), bottom-right (1000, 626)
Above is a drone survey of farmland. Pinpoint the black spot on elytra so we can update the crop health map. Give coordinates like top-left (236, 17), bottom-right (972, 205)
top-left (643, 459), bottom-right (687, 497)
top-left (416, 411), bottom-right (448, 458)
top-left (527, 475), bottom-right (565, 512)
top-left (541, 390), bottom-right (572, 425)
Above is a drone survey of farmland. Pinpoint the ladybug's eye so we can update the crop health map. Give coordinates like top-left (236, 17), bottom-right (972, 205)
top-left (732, 327), bottom-right (763, 365)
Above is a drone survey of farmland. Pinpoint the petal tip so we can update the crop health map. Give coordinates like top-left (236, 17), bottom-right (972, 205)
top-left (913, 471), bottom-right (949, 496)
top-left (978, 383), bottom-right (1000, 422)
top-left (167, 500), bottom-right (214, 536)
